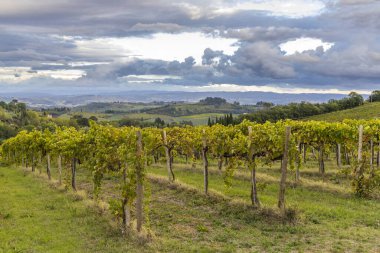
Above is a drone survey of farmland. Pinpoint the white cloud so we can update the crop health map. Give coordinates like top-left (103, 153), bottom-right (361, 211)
top-left (120, 74), bottom-right (182, 83)
top-left (279, 37), bottom-right (334, 55)
top-left (186, 83), bottom-right (371, 95)
top-left (0, 67), bottom-right (85, 82)
top-left (67, 61), bottom-right (110, 67)
top-left (71, 32), bottom-right (239, 64)
top-left (214, 0), bottom-right (326, 18)
top-left (37, 70), bottom-right (86, 80)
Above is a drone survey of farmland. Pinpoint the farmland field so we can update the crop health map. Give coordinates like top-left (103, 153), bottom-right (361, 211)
top-left (59, 112), bottom-right (228, 125)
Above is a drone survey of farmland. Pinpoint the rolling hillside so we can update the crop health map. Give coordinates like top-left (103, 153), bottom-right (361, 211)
top-left (305, 102), bottom-right (380, 121)
top-left (56, 98), bottom-right (258, 126)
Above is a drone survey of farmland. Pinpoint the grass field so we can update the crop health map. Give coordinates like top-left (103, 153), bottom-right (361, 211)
top-left (60, 112), bottom-right (227, 125)
top-left (0, 166), bottom-right (142, 253)
top-left (305, 102), bottom-right (380, 121)
top-left (1, 158), bottom-right (380, 252)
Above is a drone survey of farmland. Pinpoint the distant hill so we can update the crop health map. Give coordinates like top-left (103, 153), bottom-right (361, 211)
top-left (0, 91), bottom-right (351, 107)
top-left (305, 102), bottom-right (380, 121)
top-left (142, 97), bottom-right (258, 117)
top-left (72, 102), bottom-right (163, 114)
top-left (67, 99), bottom-right (248, 118)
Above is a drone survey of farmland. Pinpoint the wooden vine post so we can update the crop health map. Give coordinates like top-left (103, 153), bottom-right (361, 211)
top-left (39, 154), bottom-right (42, 174)
top-left (136, 130), bottom-right (144, 233)
top-left (377, 142), bottom-right (380, 168)
top-left (71, 158), bottom-right (77, 191)
top-left (46, 153), bottom-right (51, 180)
top-left (201, 129), bottom-right (209, 195)
top-left (162, 130), bottom-right (175, 182)
top-left (248, 126), bottom-right (260, 208)
top-left (278, 126), bottom-right (291, 213)
top-left (370, 139), bottom-right (374, 172)
top-left (58, 155), bottom-right (62, 185)
top-left (32, 155), bottom-right (35, 172)
top-left (303, 144), bottom-right (307, 164)
top-left (337, 143), bottom-right (342, 168)
top-left (358, 125), bottom-right (363, 163)
top-left (318, 145), bottom-right (325, 175)
top-left (344, 146), bottom-right (350, 165)
top-left (295, 141), bottom-right (301, 183)
top-left (122, 163), bottom-right (131, 233)
top-left (356, 125), bottom-right (364, 180)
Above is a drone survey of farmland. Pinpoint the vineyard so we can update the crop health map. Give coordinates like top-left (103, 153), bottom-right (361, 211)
top-left (1, 119), bottom-right (380, 251)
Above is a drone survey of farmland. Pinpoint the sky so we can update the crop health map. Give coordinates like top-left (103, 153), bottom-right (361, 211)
top-left (0, 0), bottom-right (379, 95)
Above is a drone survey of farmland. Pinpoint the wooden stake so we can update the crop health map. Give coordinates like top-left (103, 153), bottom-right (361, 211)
top-left (58, 155), bottom-right (62, 185)
top-left (32, 155), bottom-right (35, 172)
top-left (162, 130), bottom-right (174, 182)
top-left (202, 129), bottom-right (209, 195)
top-left (370, 139), bottom-right (374, 172)
top-left (337, 143), bottom-right (342, 168)
top-left (136, 130), bottom-right (144, 233)
top-left (248, 126), bottom-right (260, 208)
top-left (71, 158), bottom-right (77, 191)
top-left (377, 142), bottom-right (380, 168)
top-left (296, 141), bottom-right (301, 182)
top-left (278, 126), bottom-right (291, 213)
top-left (318, 145), bottom-right (325, 175)
top-left (122, 164), bottom-right (131, 233)
top-left (358, 125), bottom-right (363, 162)
top-left (303, 144), bottom-right (307, 164)
top-left (46, 153), bottom-right (51, 180)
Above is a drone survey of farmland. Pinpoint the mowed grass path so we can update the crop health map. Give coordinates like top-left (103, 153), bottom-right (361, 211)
top-left (147, 161), bottom-right (380, 252)
top-left (0, 167), bottom-right (142, 253)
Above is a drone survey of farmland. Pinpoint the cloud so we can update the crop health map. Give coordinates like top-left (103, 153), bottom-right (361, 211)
top-left (0, 67), bottom-right (85, 82)
top-left (189, 83), bottom-right (371, 95)
top-left (221, 27), bottom-right (306, 43)
top-left (70, 32), bottom-right (239, 63)
top-left (0, 0), bottom-right (380, 94)
top-left (213, 0), bottom-right (326, 18)
top-left (129, 23), bottom-right (186, 33)
top-left (279, 37), bottom-right (334, 55)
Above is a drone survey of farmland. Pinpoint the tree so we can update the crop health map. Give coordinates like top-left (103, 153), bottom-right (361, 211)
top-left (154, 117), bottom-right (165, 127)
top-left (368, 90), bottom-right (380, 102)
top-left (347, 92), bottom-right (364, 107)
top-left (89, 116), bottom-right (98, 122)
top-left (199, 97), bottom-right (227, 105)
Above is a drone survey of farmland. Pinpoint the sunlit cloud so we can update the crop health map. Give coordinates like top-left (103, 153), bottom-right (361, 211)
top-left (279, 37), bottom-right (334, 55)
top-left (214, 0), bottom-right (326, 18)
top-left (120, 74), bottom-right (182, 83)
top-left (0, 67), bottom-right (85, 82)
top-left (71, 32), bottom-right (239, 64)
top-left (186, 83), bottom-right (371, 95)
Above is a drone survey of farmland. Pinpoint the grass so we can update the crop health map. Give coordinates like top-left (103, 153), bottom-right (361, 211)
top-left (305, 102), bottom-right (380, 121)
top-left (1, 157), bottom-right (380, 252)
top-left (0, 166), bottom-right (143, 253)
